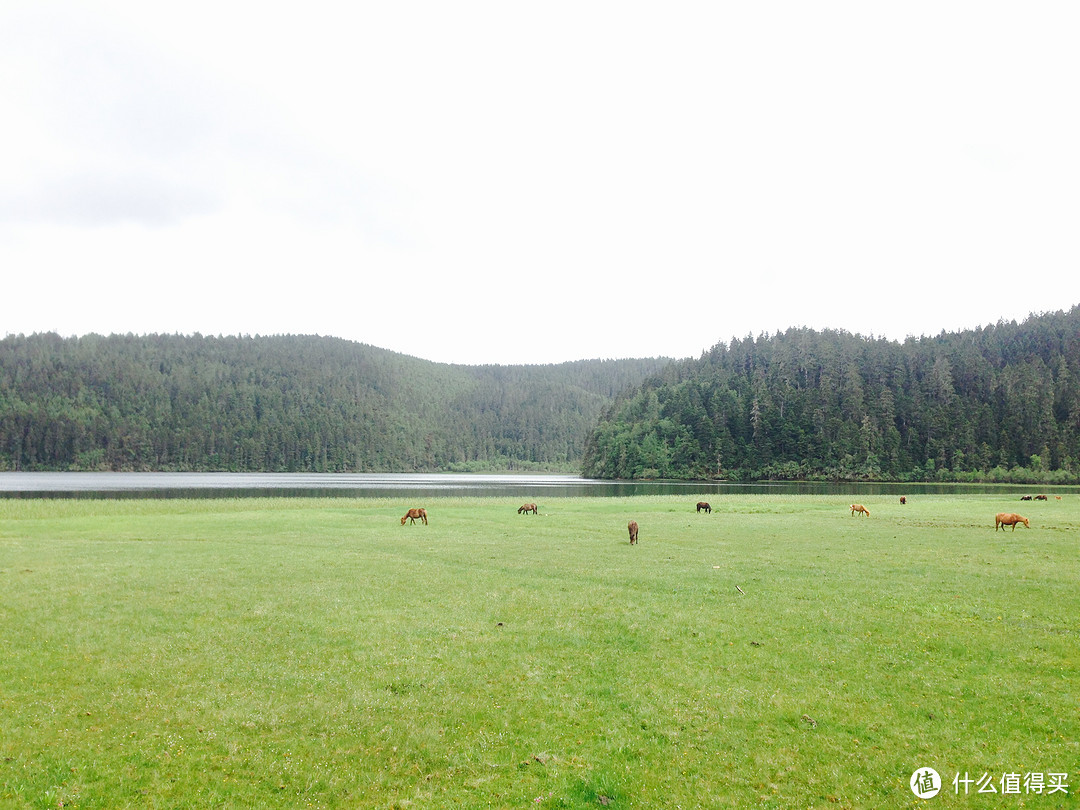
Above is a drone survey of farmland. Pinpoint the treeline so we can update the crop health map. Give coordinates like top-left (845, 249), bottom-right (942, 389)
top-left (0, 333), bottom-right (670, 472)
top-left (582, 306), bottom-right (1080, 483)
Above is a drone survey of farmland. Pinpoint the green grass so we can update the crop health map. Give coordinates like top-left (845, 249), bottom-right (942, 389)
top-left (1, 494), bottom-right (1078, 808)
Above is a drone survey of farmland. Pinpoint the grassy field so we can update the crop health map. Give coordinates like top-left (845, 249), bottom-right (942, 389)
top-left (1, 493), bottom-right (1077, 809)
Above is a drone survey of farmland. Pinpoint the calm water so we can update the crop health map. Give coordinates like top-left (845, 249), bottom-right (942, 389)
top-left (0, 472), bottom-right (1063, 499)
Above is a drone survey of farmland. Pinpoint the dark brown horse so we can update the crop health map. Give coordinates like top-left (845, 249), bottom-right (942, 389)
top-left (899, 496), bottom-right (906, 505)
top-left (995, 512), bottom-right (1029, 531)
top-left (1020, 495), bottom-right (1033, 501)
top-left (696, 502), bottom-right (711, 513)
top-left (518, 503), bottom-right (538, 515)
top-left (627, 520), bottom-right (639, 545)
top-left (1035, 494), bottom-right (1048, 500)
top-left (400, 507), bottom-right (428, 525)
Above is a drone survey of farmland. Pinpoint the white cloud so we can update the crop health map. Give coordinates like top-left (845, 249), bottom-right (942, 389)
top-left (2, 1), bottom-right (1079, 364)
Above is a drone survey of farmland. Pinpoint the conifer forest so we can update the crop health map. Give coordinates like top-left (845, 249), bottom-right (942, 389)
top-left (583, 306), bottom-right (1080, 483)
top-left (3, 306), bottom-right (1080, 483)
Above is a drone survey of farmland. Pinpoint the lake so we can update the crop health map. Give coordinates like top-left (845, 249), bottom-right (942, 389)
top-left (0, 472), bottom-right (1064, 499)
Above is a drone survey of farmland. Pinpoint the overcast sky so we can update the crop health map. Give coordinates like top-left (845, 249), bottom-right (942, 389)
top-left (2, 2), bottom-right (1078, 365)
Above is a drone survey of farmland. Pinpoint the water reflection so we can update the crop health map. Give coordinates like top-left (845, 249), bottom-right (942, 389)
top-left (0, 472), bottom-right (1062, 499)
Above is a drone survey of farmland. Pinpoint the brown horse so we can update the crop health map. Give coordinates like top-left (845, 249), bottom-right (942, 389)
top-left (1035, 494), bottom-right (1048, 500)
top-left (518, 503), bottom-right (538, 515)
top-left (851, 504), bottom-right (870, 517)
top-left (400, 507), bottom-right (428, 525)
top-left (696, 501), bottom-right (711, 513)
top-left (1020, 495), bottom-right (1032, 501)
top-left (995, 512), bottom-right (1029, 531)
top-left (899, 496), bottom-right (906, 505)
top-left (627, 520), bottom-right (639, 545)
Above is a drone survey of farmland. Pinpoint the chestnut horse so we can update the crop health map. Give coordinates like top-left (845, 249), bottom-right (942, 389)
top-left (851, 504), bottom-right (870, 517)
top-left (696, 502), bottom-right (711, 513)
top-left (518, 503), bottom-right (538, 515)
top-left (628, 520), bottom-right (639, 545)
top-left (400, 507), bottom-right (428, 525)
top-left (995, 512), bottom-right (1029, 531)
top-left (899, 496), bottom-right (906, 505)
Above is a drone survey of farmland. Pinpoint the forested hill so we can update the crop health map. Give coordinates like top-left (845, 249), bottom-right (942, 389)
top-left (582, 306), bottom-right (1080, 483)
top-left (0, 333), bottom-right (671, 472)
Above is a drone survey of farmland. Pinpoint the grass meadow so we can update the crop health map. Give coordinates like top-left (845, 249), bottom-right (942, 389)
top-left (1, 493), bottom-right (1077, 809)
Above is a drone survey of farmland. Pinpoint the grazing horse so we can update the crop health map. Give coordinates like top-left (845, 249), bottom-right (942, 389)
top-left (627, 520), bottom-right (639, 545)
top-left (518, 503), bottom-right (538, 515)
top-left (899, 496), bottom-right (906, 505)
top-left (696, 501), bottom-right (712, 513)
top-left (1020, 495), bottom-right (1032, 501)
top-left (400, 507), bottom-right (428, 525)
top-left (1035, 494), bottom-right (1048, 500)
top-left (851, 504), bottom-right (870, 517)
top-left (995, 512), bottom-right (1030, 531)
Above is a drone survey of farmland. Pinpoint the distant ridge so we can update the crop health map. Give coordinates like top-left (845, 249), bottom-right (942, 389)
top-left (0, 332), bottom-right (671, 472)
